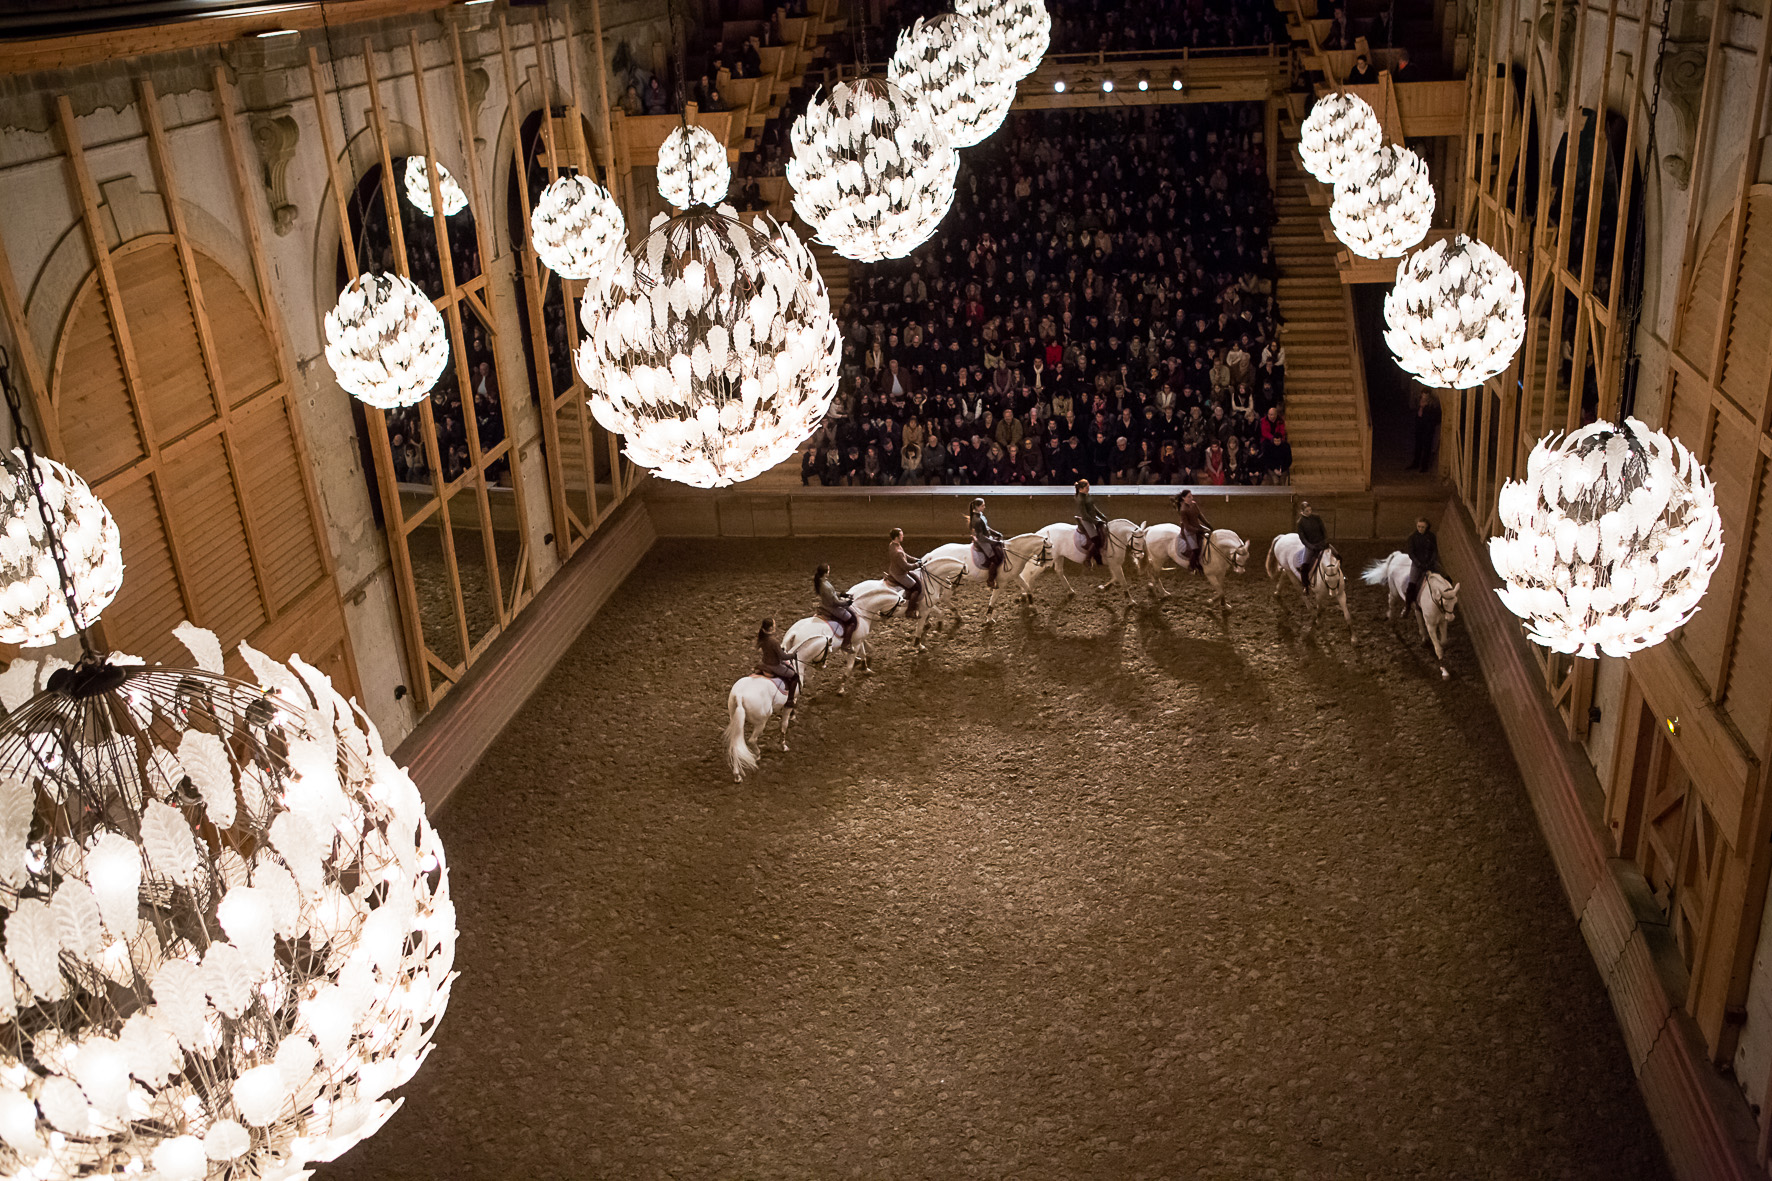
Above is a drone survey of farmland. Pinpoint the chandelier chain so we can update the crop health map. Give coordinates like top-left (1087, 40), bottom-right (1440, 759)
top-left (0, 345), bottom-right (93, 660)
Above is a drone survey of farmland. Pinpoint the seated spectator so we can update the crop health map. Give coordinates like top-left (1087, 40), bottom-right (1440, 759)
top-left (801, 445), bottom-right (822, 486)
top-left (901, 442), bottom-right (923, 485)
top-left (1261, 407), bottom-right (1291, 484)
top-left (1347, 54), bottom-right (1377, 85)
top-left (1202, 441), bottom-right (1227, 485)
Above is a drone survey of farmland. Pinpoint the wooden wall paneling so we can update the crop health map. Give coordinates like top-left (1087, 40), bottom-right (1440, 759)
top-left (54, 96), bottom-right (202, 634)
top-left (140, 78), bottom-right (276, 625)
top-left (301, 51), bottom-right (421, 703)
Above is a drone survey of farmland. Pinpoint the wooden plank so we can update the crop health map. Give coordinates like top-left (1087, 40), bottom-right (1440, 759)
top-left (0, 227), bottom-right (62, 457)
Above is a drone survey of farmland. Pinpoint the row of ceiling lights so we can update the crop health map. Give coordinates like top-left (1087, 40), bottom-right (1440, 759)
top-left (1052, 67), bottom-right (1183, 93)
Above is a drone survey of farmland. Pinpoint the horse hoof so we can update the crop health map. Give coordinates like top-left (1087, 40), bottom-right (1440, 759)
top-left (837, 686), bottom-right (847, 696)
top-left (781, 742), bottom-right (791, 751)
top-left (1440, 667), bottom-right (1450, 680)
top-left (916, 643), bottom-right (927, 652)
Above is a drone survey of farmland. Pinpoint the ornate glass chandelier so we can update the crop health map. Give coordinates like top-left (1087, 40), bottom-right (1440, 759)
top-left (787, 77), bottom-right (957, 262)
top-left (0, 627), bottom-right (455, 1178)
top-left (888, 14), bottom-right (1017, 149)
top-left (1384, 234), bottom-right (1526, 389)
top-left (402, 156), bottom-right (467, 218)
top-left (0, 448), bottom-right (123, 649)
top-left (1490, 417), bottom-right (1724, 657)
top-left (953, 0), bottom-right (1050, 81)
top-left (1298, 91), bottom-right (1383, 185)
top-left (324, 272), bottom-right (450, 409)
top-left (1330, 144), bottom-right (1434, 259)
top-left (657, 125), bottom-right (732, 210)
top-left (530, 173), bottom-right (628, 281)
top-left (575, 206), bottom-right (841, 487)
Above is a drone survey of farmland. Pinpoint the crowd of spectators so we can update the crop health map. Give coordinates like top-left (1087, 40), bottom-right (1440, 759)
top-left (879, 0), bottom-right (1284, 59)
top-left (799, 103), bottom-right (1291, 489)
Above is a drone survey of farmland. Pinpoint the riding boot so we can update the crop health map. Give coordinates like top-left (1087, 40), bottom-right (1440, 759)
top-left (785, 678), bottom-right (798, 709)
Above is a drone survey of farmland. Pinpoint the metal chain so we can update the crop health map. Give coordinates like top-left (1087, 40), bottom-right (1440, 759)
top-left (0, 345), bottom-right (94, 659)
top-left (1619, 0), bottom-right (1674, 415)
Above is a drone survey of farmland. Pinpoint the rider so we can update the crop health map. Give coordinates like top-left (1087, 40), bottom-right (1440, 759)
top-left (886, 527), bottom-right (924, 619)
top-left (1175, 488), bottom-right (1212, 573)
top-left (754, 618), bottom-right (799, 709)
top-left (1405, 516), bottom-right (1440, 612)
top-left (1296, 499), bottom-right (1332, 586)
top-left (1074, 478), bottom-right (1108, 567)
top-left (969, 497), bottom-right (1007, 588)
top-left (813, 563), bottom-right (857, 646)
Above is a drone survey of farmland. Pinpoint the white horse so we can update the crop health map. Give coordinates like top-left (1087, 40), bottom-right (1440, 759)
top-left (1138, 526), bottom-right (1251, 611)
top-left (1362, 552), bottom-right (1461, 678)
top-left (1267, 533), bottom-right (1354, 634)
top-left (1019, 518), bottom-right (1147, 602)
top-left (722, 660), bottom-right (801, 780)
top-left (781, 579), bottom-right (906, 691)
top-left (917, 533), bottom-right (1051, 630)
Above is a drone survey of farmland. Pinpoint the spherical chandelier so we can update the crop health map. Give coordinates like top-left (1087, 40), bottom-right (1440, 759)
top-left (575, 206), bottom-right (840, 488)
top-left (953, 0), bottom-right (1050, 81)
top-left (657, 125), bottom-right (732, 211)
top-left (1384, 234), bottom-right (1526, 389)
top-left (0, 626), bottom-right (454, 1178)
top-left (1330, 144), bottom-right (1434, 259)
top-left (530, 173), bottom-right (628, 282)
top-left (787, 78), bottom-right (957, 263)
top-left (324, 272), bottom-right (450, 409)
top-left (888, 14), bottom-right (1018, 150)
top-left (1298, 91), bottom-right (1383, 185)
top-left (1490, 417), bottom-right (1724, 657)
top-left (0, 449), bottom-right (123, 648)
top-left (402, 156), bottom-right (467, 218)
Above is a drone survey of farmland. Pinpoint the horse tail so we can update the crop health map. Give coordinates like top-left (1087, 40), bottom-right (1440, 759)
top-left (1361, 557), bottom-right (1391, 586)
top-left (1265, 537), bottom-right (1281, 578)
top-left (724, 688), bottom-right (758, 779)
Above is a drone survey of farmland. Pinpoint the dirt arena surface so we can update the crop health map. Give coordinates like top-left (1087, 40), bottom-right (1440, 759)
top-left (320, 535), bottom-right (1671, 1181)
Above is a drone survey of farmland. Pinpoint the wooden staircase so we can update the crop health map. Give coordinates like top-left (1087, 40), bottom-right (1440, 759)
top-left (1272, 152), bottom-right (1370, 489)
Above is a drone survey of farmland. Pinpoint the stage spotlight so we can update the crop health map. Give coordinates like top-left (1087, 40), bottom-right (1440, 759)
top-left (1101, 76), bottom-right (1114, 92)
top-left (1054, 77), bottom-right (1067, 92)
top-left (1170, 68), bottom-right (1184, 90)
top-left (1137, 70), bottom-right (1151, 91)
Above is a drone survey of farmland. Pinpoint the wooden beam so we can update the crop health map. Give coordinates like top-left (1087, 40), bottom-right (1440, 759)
top-left (0, 223), bottom-right (62, 458)
top-left (214, 65), bottom-right (362, 696)
top-left (496, 16), bottom-right (572, 563)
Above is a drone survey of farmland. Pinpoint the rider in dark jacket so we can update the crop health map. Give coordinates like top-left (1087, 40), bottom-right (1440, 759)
top-left (886, 527), bottom-right (924, 618)
top-left (814, 564), bottom-right (856, 644)
top-left (1175, 489), bottom-right (1212, 572)
top-left (754, 618), bottom-right (799, 708)
top-left (1075, 479), bottom-right (1108, 566)
top-left (1406, 517), bottom-right (1439, 610)
top-left (969, 497), bottom-right (1007, 588)
top-left (1296, 499), bottom-right (1330, 585)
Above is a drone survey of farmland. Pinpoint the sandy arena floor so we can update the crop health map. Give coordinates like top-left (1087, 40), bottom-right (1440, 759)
top-left (319, 536), bottom-right (1670, 1181)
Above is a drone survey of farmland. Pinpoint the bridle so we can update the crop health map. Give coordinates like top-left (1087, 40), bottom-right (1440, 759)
top-left (1313, 551), bottom-right (1345, 596)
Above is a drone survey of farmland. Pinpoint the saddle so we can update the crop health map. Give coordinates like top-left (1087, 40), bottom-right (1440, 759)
top-left (1075, 521), bottom-right (1105, 566)
top-left (814, 608), bottom-right (854, 646)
